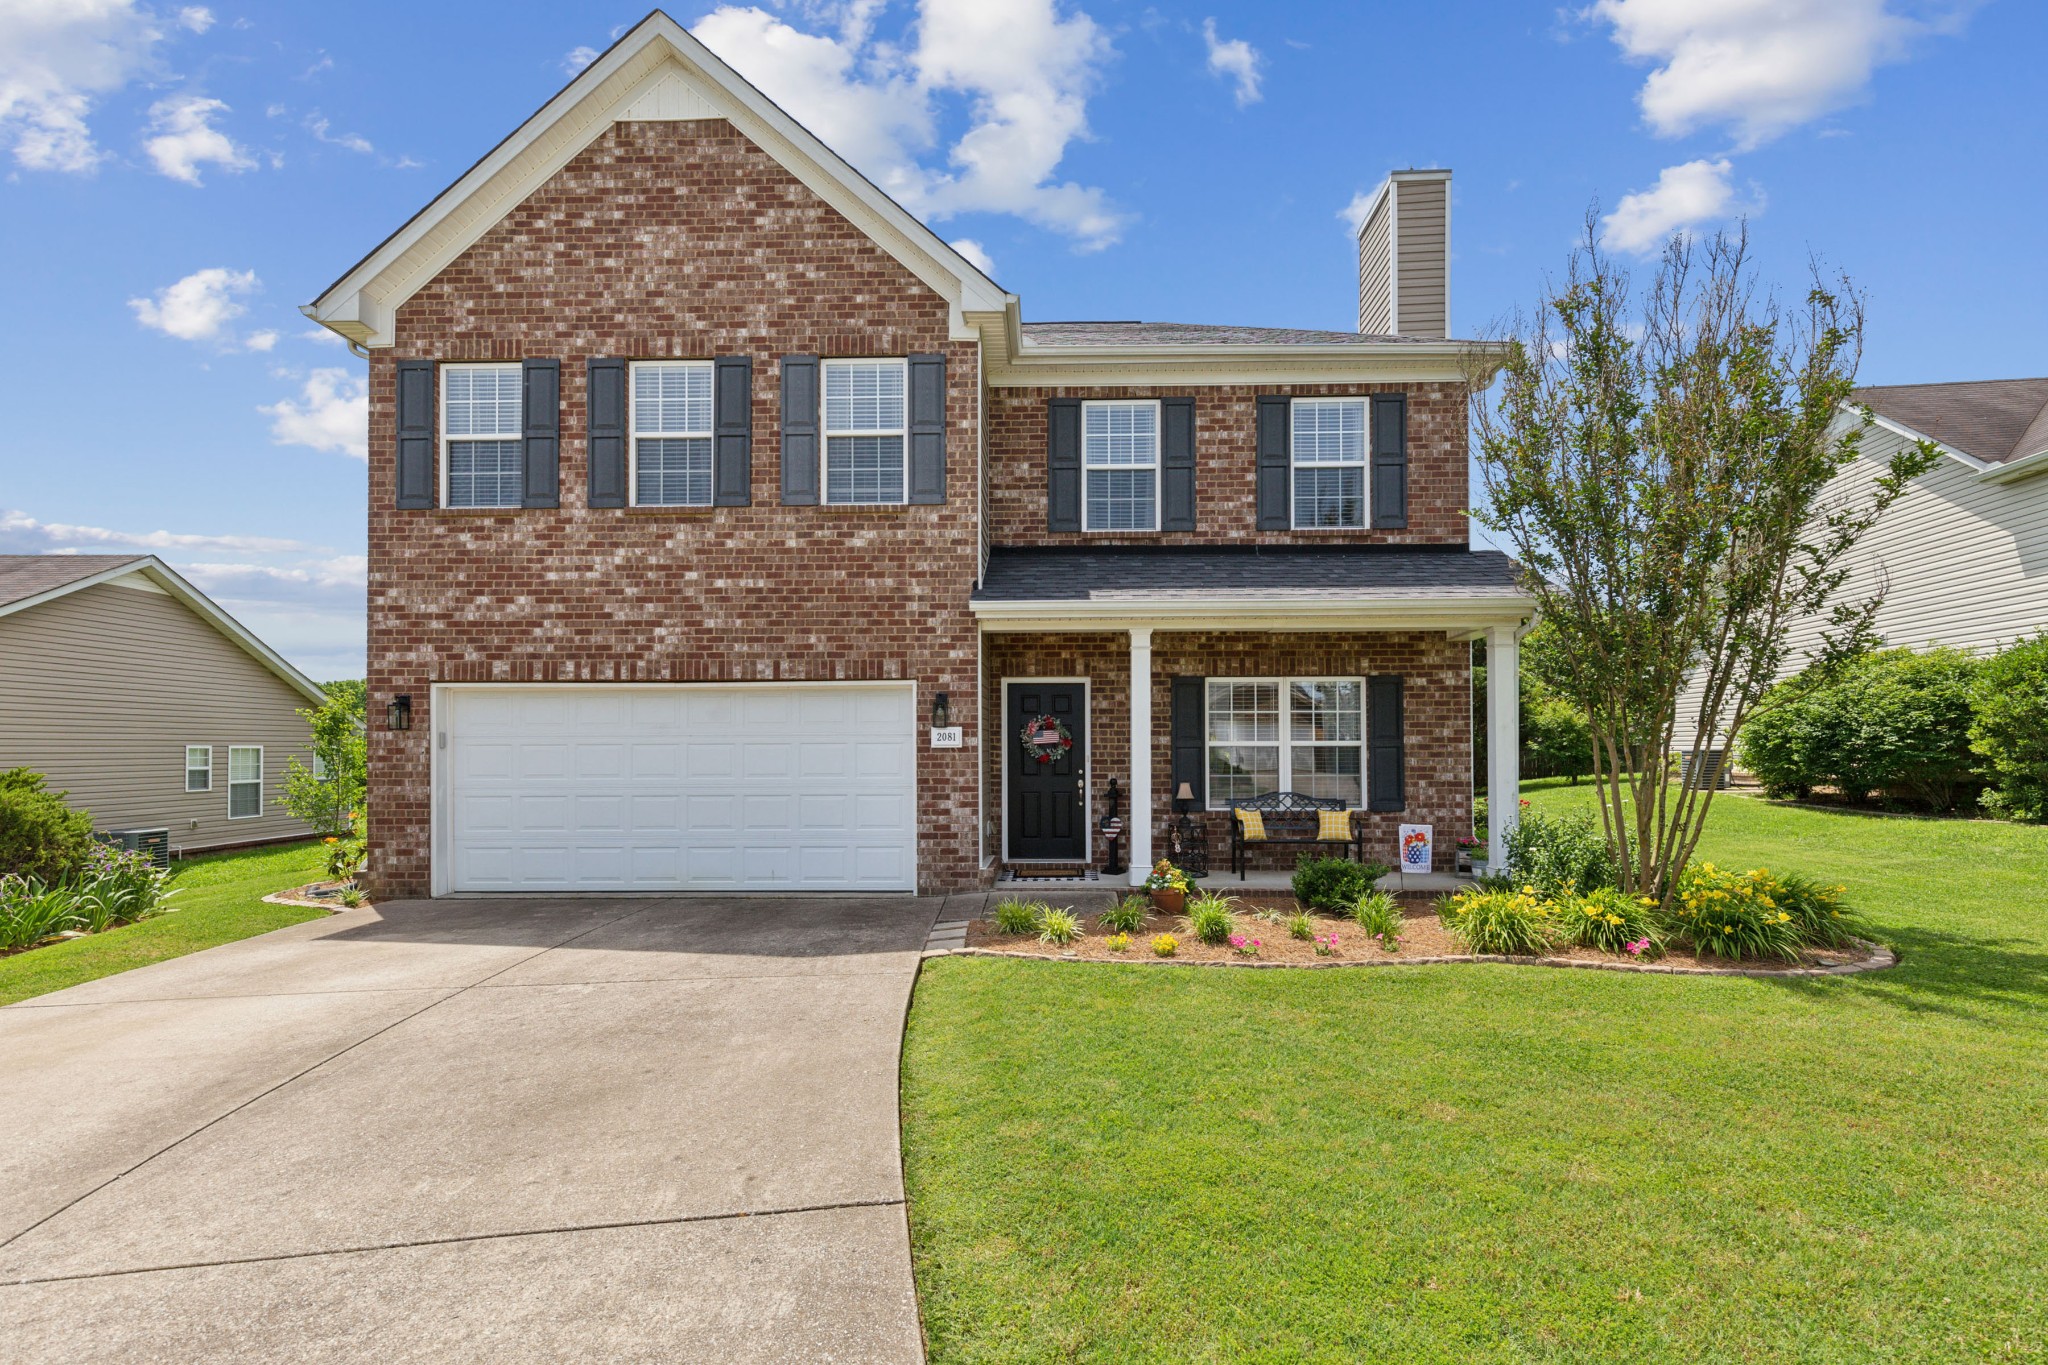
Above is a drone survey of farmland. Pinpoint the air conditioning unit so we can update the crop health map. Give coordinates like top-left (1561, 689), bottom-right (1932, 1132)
top-left (103, 827), bottom-right (172, 869)
top-left (1678, 750), bottom-right (1731, 791)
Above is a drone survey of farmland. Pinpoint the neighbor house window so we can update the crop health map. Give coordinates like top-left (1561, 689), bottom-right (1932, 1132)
top-left (441, 363), bottom-right (524, 509)
top-left (823, 358), bottom-right (906, 504)
top-left (227, 746), bottom-right (263, 819)
top-left (185, 745), bottom-right (211, 792)
top-left (1082, 400), bottom-right (1159, 531)
top-left (631, 360), bottom-right (715, 506)
top-left (1206, 678), bottom-right (1363, 808)
top-left (1291, 397), bottom-right (1368, 529)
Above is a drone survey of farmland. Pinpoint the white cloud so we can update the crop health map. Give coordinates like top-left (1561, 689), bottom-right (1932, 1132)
top-left (128, 266), bottom-right (259, 342)
top-left (300, 326), bottom-right (348, 347)
top-left (304, 111), bottom-right (373, 154)
top-left (694, 0), bottom-right (1128, 250)
top-left (1337, 186), bottom-right (1378, 236)
top-left (177, 6), bottom-right (214, 34)
top-left (243, 328), bottom-right (278, 352)
top-left (564, 44), bottom-right (599, 73)
top-left (948, 236), bottom-right (995, 275)
top-left (261, 368), bottom-right (368, 460)
top-left (0, 508), bottom-right (314, 555)
top-left (1600, 157), bottom-right (1760, 253)
top-left (1588, 0), bottom-right (1952, 149)
top-left (1202, 18), bottom-right (1262, 107)
top-left (0, 0), bottom-right (162, 173)
top-left (143, 93), bottom-right (253, 183)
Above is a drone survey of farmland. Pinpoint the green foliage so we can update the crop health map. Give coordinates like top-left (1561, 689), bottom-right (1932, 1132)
top-left (1773, 872), bottom-right (1862, 948)
top-left (1286, 911), bottom-right (1315, 941)
top-left (1500, 811), bottom-right (1614, 898)
top-left (1149, 933), bottom-right (1178, 957)
top-left (1740, 648), bottom-right (1982, 809)
top-left (1036, 908), bottom-right (1082, 947)
top-left (1971, 634), bottom-right (2048, 822)
top-left (74, 843), bottom-right (176, 932)
top-left (323, 809), bottom-right (366, 883)
top-left (1351, 889), bottom-right (1404, 941)
top-left (992, 899), bottom-right (1043, 935)
top-left (1292, 855), bottom-right (1372, 911)
top-left (1103, 932), bottom-right (1131, 953)
top-left (0, 768), bottom-right (94, 882)
top-left (1186, 895), bottom-right (1236, 945)
top-left (1522, 681), bottom-right (1596, 783)
top-left (1555, 886), bottom-right (1663, 957)
top-left (337, 887), bottom-right (366, 909)
top-left (1438, 887), bottom-right (1558, 956)
top-left (1669, 863), bottom-right (1804, 962)
top-left (281, 680), bottom-right (368, 837)
top-left (0, 877), bottom-right (82, 950)
top-left (1098, 896), bottom-right (1149, 934)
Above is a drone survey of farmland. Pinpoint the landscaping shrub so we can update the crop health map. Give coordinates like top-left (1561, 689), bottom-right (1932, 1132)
top-left (1036, 908), bottom-right (1082, 946)
top-left (1186, 894), bottom-right (1236, 945)
top-left (1292, 856), bottom-right (1384, 911)
top-left (1669, 863), bottom-right (1804, 962)
top-left (1772, 872), bottom-right (1862, 948)
top-left (1286, 911), bottom-right (1314, 941)
top-left (1098, 895), bottom-right (1148, 934)
top-left (0, 877), bottom-right (83, 951)
top-left (1104, 932), bottom-right (1131, 953)
top-left (992, 899), bottom-right (1043, 935)
top-left (1555, 886), bottom-right (1663, 957)
top-left (1351, 889), bottom-right (1403, 940)
top-left (1438, 886), bottom-right (1558, 956)
top-left (1971, 633), bottom-right (2048, 821)
top-left (324, 810), bottom-right (367, 884)
top-left (1500, 811), bottom-right (1614, 898)
top-left (73, 843), bottom-right (176, 933)
top-left (1150, 933), bottom-right (1178, 957)
top-left (0, 769), bottom-right (93, 883)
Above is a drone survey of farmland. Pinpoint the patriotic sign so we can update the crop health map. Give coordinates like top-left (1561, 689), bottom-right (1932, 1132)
top-left (1398, 824), bottom-right (1434, 871)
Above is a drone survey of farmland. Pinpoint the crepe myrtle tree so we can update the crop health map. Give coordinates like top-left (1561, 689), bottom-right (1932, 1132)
top-left (1465, 222), bottom-right (1938, 900)
top-left (282, 679), bottom-right (367, 838)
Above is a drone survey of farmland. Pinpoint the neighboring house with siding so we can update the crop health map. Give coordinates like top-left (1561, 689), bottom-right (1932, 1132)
top-left (1675, 377), bottom-right (2048, 755)
top-left (0, 555), bottom-right (328, 854)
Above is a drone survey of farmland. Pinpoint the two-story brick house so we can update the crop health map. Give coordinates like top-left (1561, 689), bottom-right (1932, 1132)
top-left (306, 12), bottom-right (1532, 898)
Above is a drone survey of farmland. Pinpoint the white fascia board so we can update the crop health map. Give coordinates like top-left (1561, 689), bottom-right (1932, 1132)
top-left (987, 338), bottom-right (1505, 389)
top-left (1848, 405), bottom-right (1988, 474)
top-left (307, 13), bottom-right (1005, 348)
top-left (1354, 177), bottom-right (1392, 241)
top-left (972, 592), bottom-right (1534, 633)
top-left (1979, 444), bottom-right (2048, 484)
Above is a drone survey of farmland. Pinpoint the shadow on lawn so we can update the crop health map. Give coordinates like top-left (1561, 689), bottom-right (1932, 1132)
top-left (1768, 923), bottom-right (2048, 1023)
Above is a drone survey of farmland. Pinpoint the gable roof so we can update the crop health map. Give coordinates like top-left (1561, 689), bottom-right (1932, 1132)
top-left (0, 555), bottom-right (328, 705)
top-left (1857, 378), bottom-right (2048, 469)
top-left (305, 9), bottom-right (1008, 349)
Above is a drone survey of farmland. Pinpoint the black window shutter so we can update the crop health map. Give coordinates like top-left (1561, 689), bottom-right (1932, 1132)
top-left (521, 359), bottom-right (560, 509)
top-left (394, 359), bottom-right (436, 509)
top-left (1160, 397), bottom-right (1196, 531)
top-left (713, 355), bottom-right (752, 507)
top-left (1255, 396), bottom-right (1291, 530)
top-left (1367, 675), bottom-right (1406, 811)
top-left (1047, 397), bottom-right (1081, 532)
top-left (1170, 676), bottom-right (1206, 808)
top-left (907, 352), bottom-right (947, 504)
top-left (586, 357), bottom-right (627, 508)
top-left (781, 354), bottom-right (820, 505)
top-left (1372, 393), bottom-right (1408, 529)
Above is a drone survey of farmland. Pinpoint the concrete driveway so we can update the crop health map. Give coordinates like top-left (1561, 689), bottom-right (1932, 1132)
top-left (0, 893), bottom-right (951, 1362)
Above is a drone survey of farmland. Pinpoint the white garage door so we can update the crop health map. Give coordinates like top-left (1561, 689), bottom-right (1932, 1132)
top-left (442, 684), bottom-right (917, 893)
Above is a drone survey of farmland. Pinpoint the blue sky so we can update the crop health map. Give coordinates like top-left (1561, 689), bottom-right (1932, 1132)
top-left (2, 1), bottom-right (2040, 680)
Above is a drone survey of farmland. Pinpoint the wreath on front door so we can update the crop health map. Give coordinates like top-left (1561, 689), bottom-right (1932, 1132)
top-left (1019, 714), bottom-right (1075, 764)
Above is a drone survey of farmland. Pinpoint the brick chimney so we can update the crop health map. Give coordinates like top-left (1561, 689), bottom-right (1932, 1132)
top-left (1356, 168), bottom-right (1450, 338)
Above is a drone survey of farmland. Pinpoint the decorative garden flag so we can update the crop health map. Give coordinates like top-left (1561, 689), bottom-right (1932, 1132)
top-left (1398, 824), bottom-right (1433, 871)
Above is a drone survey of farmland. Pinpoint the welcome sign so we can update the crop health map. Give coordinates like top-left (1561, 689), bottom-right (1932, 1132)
top-left (1398, 824), bottom-right (1433, 871)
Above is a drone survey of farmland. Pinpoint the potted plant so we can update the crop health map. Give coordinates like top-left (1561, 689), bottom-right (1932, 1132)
top-left (1456, 834), bottom-right (1485, 876)
top-left (1143, 859), bottom-right (1192, 914)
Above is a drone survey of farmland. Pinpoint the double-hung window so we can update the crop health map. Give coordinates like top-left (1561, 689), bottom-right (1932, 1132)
top-left (227, 746), bottom-right (263, 819)
top-left (1082, 400), bottom-right (1159, 531)
top-left (824, 358), bottom-right (907, 504)
top-left (185, 745), bottom-right (211, 793)
top-left (441, 364), bottom-right (524, 509)
top-left (1206, 678), bottom-right (1364, 808)
top-left (1291, 397), bottom-right (1368, 529)
top-left (631, 361), bottom-right (714, 506)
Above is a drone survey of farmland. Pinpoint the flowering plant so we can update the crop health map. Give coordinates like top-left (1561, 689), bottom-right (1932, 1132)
top-left (1314, 932), bottom-right (1339, 957)
top-left (1456, 835), bottom-right (1484, 852)
top-left (1018, 713), bottom-right (1075, 764)
top-left (1150, 933), bottom-right (1179, 957)
top-left (324, 810), bottom-right (367, 884)
top-left (1141, 860), bottom-right (1192, 894)
top-left (1228, 934), bottom-right (1261, 958)
top-left (1105, 932), bottom-right (1132, 953)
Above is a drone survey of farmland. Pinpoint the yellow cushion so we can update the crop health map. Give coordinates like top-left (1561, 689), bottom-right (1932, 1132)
top-left (1318, 809), bottom-right (1355, 842)
top-left (1235, 809), bottom-right (1267, 840)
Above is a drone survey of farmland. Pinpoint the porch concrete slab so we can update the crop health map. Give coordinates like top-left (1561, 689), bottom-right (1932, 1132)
top-left (0, 988), bottom-right (454, 1245)
top-left (0, 1202), bottom-right (923, 1364)
top-left (0, 970), bottom-right (912, 1279)
top-left (9, 898), bottom-right (637, 1006)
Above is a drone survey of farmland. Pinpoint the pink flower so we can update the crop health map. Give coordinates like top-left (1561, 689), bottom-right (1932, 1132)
top-left (1625, 938), bottom-right (1648, 956)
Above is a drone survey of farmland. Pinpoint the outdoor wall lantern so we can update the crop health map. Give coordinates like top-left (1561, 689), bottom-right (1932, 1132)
top-left (388, 694), bottom-right (413, 731)
top-left (930, 691), bottom-right (951, 729)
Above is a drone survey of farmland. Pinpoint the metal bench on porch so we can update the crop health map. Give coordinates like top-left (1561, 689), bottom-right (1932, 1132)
top-left (1227, 791), bottom-right (1361, 880)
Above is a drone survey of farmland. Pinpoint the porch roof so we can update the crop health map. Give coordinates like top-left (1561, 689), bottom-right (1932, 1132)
top-left (972, 545), bottom-right (1533, 632)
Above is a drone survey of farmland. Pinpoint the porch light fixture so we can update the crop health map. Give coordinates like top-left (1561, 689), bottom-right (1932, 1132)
top-left (1175, 781), bottom-right (1195, 813)
top-left (930, 691), bottom-right (950, 729)
top-left (387, 694), bottom-right (413, 731)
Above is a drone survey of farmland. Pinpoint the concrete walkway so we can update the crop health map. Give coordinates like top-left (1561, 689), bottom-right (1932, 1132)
top-left (0, 893), bottom-right (954, 1363)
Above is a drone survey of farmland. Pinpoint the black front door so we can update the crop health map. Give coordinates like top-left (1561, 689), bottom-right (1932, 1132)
top-left (1007, 681), bottom-right (1087, 861)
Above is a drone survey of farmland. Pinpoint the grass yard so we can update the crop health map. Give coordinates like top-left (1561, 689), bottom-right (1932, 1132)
top-left (901, 783), bottom-right (2048, 1362)
top-left (0, 841), bottom-right (328, 1007)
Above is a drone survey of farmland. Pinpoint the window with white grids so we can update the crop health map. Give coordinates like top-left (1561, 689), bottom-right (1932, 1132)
top-left (1082, 400), bottom-right (1159, 531)
top-left (823, 359), bottom-right (907, 505)
top-left (631, 361), bottom-right (715, 506)
top-left (441, 364), bottom-right (524, 509)
top-left (227, 746), bottom-right (263, 819)
top-left (1206, 678), bottom-right (1363, 808)
top-left (185, 745), bottom-right (211, 793)
top-left (1291, 398), bottom-right (1368, 529)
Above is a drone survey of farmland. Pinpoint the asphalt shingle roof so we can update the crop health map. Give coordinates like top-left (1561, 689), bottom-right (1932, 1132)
top-left (1017, 321), bottom-right (1435, 347)
top-left (1856, 378), bottom-right (2048, 466)
top-left (974, 545), bottom-right (1525, 602)
top-left (0, 555), bottom-right (144, 611)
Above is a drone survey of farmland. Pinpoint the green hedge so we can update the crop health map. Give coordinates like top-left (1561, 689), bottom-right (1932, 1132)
top-left (0, 769), bottom-right (93, 882)
top-left (1971, 634), bottom-right (2048, 822)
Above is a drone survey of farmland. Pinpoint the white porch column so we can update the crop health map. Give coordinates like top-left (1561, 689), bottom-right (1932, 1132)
top-left (1128, 626), bottom-right (1154, 885)
top-left (1486, 624), bottom-right (1521, 850)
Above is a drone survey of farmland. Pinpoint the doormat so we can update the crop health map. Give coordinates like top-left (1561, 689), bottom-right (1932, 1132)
top-left (998, 868), bottom-right (1102, 885)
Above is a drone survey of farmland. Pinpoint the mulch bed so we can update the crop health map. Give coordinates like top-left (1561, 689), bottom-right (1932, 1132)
top-left (261, 881), bottom-right (367, 911)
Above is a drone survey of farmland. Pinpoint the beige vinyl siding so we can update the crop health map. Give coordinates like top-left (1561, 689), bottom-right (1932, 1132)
top-left (1393, 177), bottom-right (1447, 339)
top-left (1674, 424), bottom-right (2048, 750)
top-left (1356, 194), bottom-right (1393, 335)
top-left (0, 579), bottom-right (320, 853)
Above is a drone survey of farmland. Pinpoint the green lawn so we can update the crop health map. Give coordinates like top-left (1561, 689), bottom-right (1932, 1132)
top-left (0, 841), bottom-right (329, 1007)
top-left (902, 784), bottom-right (2048, 1362)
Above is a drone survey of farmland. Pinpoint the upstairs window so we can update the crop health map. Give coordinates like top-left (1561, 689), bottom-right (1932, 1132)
top-left (1206, 678), bottom-right (1363, 808)
top-left (227, 745), bottom-right (263, 819)
top-left (631, 361), bottom-right (715, 506)
top-left (1291, 398), bottom-right (1368, 529)
top-left (1083, 400), bottom-right (1159, 531)
top-left (442, 364), bottom-right (524, 509)
top-left (185, 745), bottom-right (211, 792)
top-left (824, 359), bottom-right (906, 504)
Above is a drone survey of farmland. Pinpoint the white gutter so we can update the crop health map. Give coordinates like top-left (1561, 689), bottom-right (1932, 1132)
top-left (971, 591), bottom-right (1534, 632)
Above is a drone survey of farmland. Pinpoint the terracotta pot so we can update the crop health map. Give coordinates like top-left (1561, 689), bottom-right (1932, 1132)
top-left (1150, 888), bottom-right (1186, 915)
